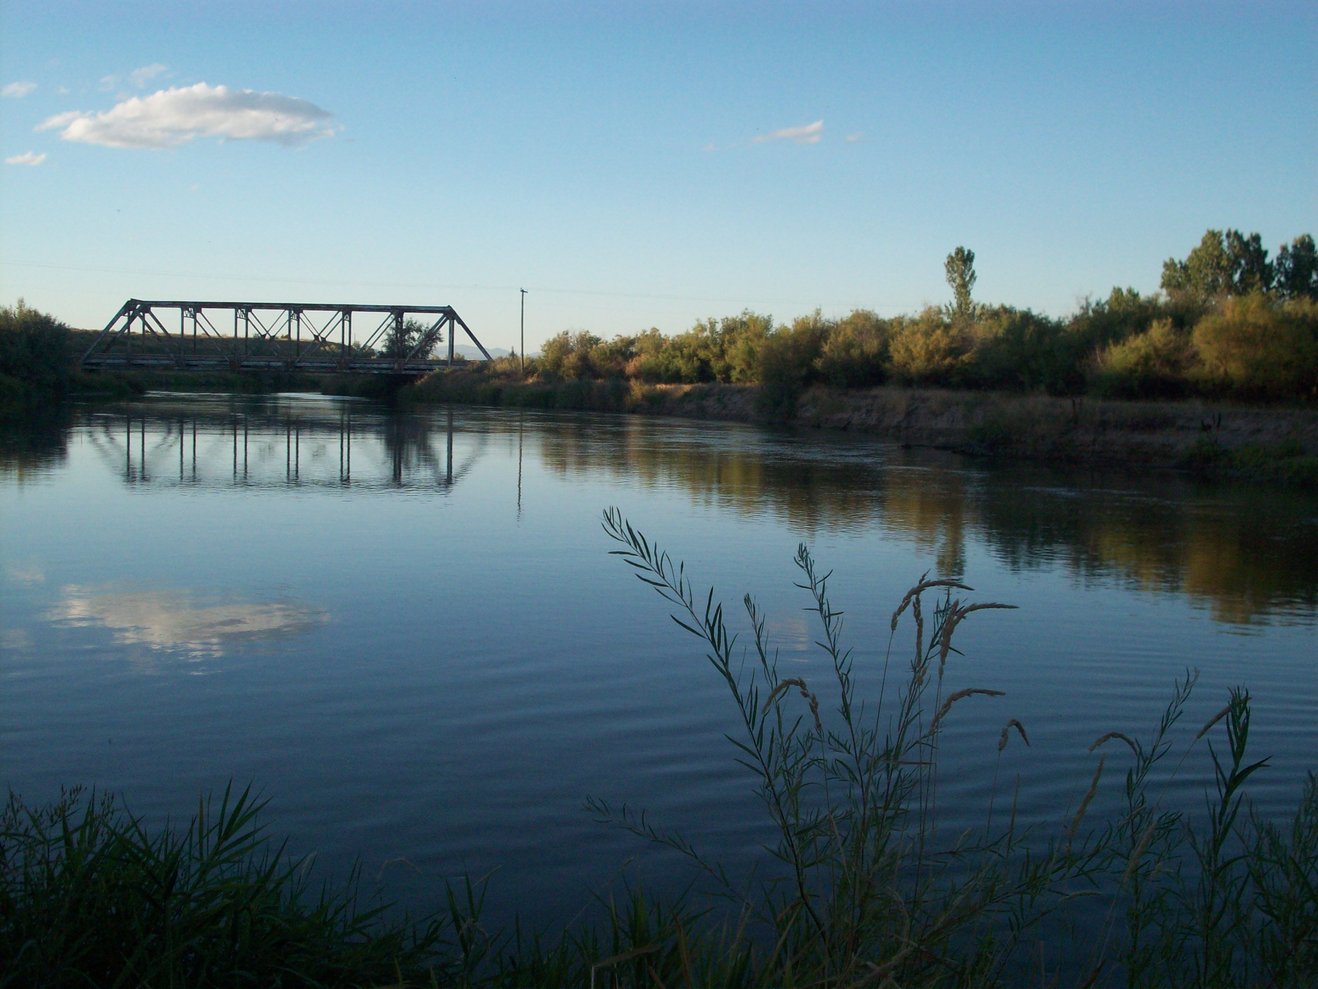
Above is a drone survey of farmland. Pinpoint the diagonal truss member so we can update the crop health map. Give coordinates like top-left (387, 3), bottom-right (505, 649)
top-left (81, 299), bottom-right (492, 375)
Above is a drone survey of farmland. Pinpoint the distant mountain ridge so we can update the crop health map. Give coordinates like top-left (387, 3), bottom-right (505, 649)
top-left (452, 346), bottom-right (511, 360)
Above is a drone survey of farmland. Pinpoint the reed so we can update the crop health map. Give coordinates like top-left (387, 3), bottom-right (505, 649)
top-left (589, 507), bottom-right (1317, 988)
top-left (0, 783), bottom-right (442, 988)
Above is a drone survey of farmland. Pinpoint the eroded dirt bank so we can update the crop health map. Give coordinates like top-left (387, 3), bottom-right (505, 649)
top-left (643, 383), bottom-right (1318, 470)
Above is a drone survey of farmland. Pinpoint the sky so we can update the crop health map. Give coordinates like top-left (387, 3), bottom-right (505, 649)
top-left (1, 1), bottom-right (1315, 354)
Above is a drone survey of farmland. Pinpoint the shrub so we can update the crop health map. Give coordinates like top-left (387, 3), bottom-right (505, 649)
top-left (587, 334), bottom-right (639, 378)
top-left (755, 311), bottom-right (828, 418)
top-left (1089, 318), bottom-right (1195, 398)
top-left (0, 300), bottom-right (73, 403)
top-left (886, 307), bottom-right (970, 385)
top-left (815, 308), bottom-right (890, 388)
top-left (1192, 294), bottom-right (1318, 401)
top-left (965, 305), bottom-right (1070, 393)
top-left (719, 311), bottom-right (774, 384)
top-left (536, 330), bottom-right (602, 381)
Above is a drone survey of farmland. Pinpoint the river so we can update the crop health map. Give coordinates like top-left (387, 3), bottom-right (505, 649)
top-left (2, 392), bottom-right (1315, 938)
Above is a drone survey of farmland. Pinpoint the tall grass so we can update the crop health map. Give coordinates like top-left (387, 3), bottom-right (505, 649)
top-left (0, 783), bottom-right (442, 988)
top-left (592, 507), bottom-right (1317, 987)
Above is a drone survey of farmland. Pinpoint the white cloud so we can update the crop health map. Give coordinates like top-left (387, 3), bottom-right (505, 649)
top-left (753, 119), bottom-right (824, 145)
top-left (130, 63), bottom-right (168, 87)
top-left (846, 131), bottom-right (863, 143)
top-left (37, 82), bottom-right (335, 149)
top-left (100, 65), bottom-right (169, 93)
top-left (2, 80), bottom-right (37, 98)
top-left (5, 151), bottom-right (46, 166)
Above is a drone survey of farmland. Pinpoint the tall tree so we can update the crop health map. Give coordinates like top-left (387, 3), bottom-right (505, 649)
top-left (1161, 230), bottom-right (1233, 297)
top-left (1275, 234), bottom-right (1318, 300)
top-left (1225, 230), bottom-right (1273, 294)
top-left (1161, 228), bottom-right (1273, 298)
top-left (944, 246), bottom-right (977, 321)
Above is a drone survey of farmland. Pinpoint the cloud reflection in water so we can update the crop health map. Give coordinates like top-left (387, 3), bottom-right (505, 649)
top-left (51, 586), bottom-right (329, 663)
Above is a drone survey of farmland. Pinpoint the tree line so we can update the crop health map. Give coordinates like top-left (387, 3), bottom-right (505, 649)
top-left (4, 228), bottom-right (1316, 410)
top-left (524, 229), bottom-right (1317, 409)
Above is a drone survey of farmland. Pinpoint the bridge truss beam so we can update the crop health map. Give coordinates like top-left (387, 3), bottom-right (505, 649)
top-left (80, 299), bottom-right (493, 375)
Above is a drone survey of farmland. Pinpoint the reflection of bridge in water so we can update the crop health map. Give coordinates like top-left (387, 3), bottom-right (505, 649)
top-left (84, 400), bottom-right (483, 490)
top-left (81, 300), bottom-right (493, 376)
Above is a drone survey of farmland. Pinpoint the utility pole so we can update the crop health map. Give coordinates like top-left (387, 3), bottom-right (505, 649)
top-left (519, 288), bottom-right (527, 376)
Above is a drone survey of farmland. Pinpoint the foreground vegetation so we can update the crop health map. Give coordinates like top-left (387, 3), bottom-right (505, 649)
top-left (4, 511), bottom-right (1315, 987)
top-left (0, 785), bottom-right (443, 988)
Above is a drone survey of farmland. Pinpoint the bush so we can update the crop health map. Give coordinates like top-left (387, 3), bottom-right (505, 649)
top-left (815, 308), bottom-right (890, 388)
top-left (536, 330), bottom-right (602, 381)
top-left (966, 306), bottom-right (1070, 393)
top-left (0, 300), bottom-right (73, 404)
top-left (755, 311), bottom-right (828, 418)
top-left (1089, 318), bottom-right (1195, 398)
top-left (1192, 294), bottom-right (1318, 401)
top-left (886, 307), bottom-right (970, 385)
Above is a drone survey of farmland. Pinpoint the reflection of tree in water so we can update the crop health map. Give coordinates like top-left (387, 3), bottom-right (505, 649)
top-left (539, 417), bottom-right (972, 570)
top-left (0, 404), bottom-right (72, 477)
top-left (536, 417), bottom-right (886, 536)
top-left (974, 471), bottom-right (1318, 626)
top-left (535, 417), bottom-right (1315, 625)
top-left (8, 402), bottom-right (1314, 625)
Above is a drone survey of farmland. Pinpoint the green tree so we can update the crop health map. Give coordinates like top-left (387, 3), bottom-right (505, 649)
top-left (719, 311), bottom-right (774, 383)
top-left (944, 246), bottom-right (977, 322)
top-left (1275, 234), bottom-right (1318, 301)
top-left (587, 334), bottom-right (638, 378)
top-left (662, 321), bottom-right (724, 383)
top-left (1161, 229), bottom-right (1274, 298)
top-left (623, 328), bottom-right (668, 381)
top-left (1226, 230), bottom-right (1273, 294)
top-left (381, 317), bottom-right (441, 360)
top-left (1162, 230), bottom-right (1233, 297)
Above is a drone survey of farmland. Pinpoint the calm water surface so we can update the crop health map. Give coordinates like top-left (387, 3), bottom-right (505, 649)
top-left (2, 393), bottom-right (1315, 931)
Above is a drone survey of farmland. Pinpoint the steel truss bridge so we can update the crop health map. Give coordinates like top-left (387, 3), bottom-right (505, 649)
top-left (80, 299), bottom-right (493, 375)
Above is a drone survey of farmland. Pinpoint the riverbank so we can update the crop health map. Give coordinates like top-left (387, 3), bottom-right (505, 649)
top-left (24, 367), bottom-right (1317, 487)
top-left (402, 370), bottom-right (1318, 486)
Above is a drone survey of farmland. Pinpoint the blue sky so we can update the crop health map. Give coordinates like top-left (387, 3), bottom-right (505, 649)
top-left (2, 1), bottom-right (1315, 353)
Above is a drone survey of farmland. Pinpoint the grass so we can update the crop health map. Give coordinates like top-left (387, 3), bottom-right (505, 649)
top-left (3, 511), bottom-right (1315, 986)
top-left (589, 509), bottom-right (1316, 987)
top-left (0, 783), bottom-right (443, 988)
top-left (1181, 436), bottom-right (1318, 487)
